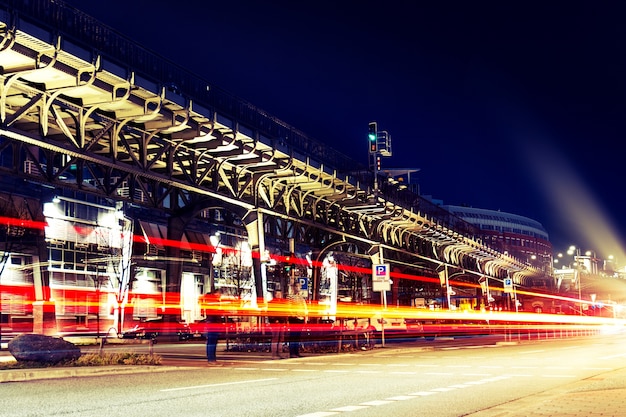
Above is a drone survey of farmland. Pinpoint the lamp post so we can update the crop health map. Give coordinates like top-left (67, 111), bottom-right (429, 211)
top-left (567, 246), bottom-right (584, 316)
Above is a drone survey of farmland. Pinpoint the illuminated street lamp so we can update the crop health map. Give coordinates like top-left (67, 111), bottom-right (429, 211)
top-left (568, 246), bottom-right (584, 316)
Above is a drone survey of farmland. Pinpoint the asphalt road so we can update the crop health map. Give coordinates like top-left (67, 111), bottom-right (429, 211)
top-left (2, 334), bottom-right (626, 416)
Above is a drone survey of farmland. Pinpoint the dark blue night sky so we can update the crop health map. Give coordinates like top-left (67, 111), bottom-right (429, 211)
top-left (62, 0), bottom-right (626, 258)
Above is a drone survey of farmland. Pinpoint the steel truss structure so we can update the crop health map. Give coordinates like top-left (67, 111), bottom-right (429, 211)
top-left (0, 0), bottom-right (548, 296)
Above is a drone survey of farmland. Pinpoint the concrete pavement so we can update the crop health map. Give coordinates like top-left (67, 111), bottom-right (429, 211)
top-left (466, 365), bottom-right (626, 417)
top-left (2, 338), bottom-right (626, 416)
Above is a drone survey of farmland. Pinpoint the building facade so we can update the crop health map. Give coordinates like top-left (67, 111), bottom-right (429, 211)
top-left (441, 205), bottom-right (553, 276)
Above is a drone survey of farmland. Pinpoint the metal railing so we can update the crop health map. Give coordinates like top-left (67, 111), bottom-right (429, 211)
top-left (0, 0), bottom-right (361, 173)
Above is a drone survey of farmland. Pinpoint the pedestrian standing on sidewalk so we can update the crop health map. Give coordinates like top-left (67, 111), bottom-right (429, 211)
top-left (203, 289), bottom-right (222, 364)
top-left (268, 291), bottom-right (286, 359)
top-left (287, 281), bottom-right (308, 358)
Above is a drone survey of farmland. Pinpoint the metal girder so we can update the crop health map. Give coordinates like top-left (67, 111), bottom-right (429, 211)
top-left (0, 5), bottom-right (548, 284)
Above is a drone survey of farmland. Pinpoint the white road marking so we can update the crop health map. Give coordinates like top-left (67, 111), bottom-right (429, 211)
top-left (386, 395), bottom-right (416, 401)
top-left (408, 391), bottom-right (437, 396)
top-left (295, 412), bottom-right (339, 417)
top-left (360, 400), bottom-right (394, 406)
top-left (431, 387), bottom-right (456, 392)
top-left (330, 406), bottom-right (369, 412)
top-left (160, 378), bottom-right (278, 392)
top-left (600, 352), bottom-right (626, 360)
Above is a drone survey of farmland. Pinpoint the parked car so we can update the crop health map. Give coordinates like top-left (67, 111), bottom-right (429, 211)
top-left (121, 324), bottom-right (159, 342)
top-left (177, 321), bottom-right (207, 341)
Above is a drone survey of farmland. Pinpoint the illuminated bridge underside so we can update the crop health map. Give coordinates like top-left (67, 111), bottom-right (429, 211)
top-left (0, 6), bottom-right (543, 285)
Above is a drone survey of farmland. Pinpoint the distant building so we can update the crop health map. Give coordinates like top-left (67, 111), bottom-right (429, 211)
top-left (441, 205), bottom-right (553, 273)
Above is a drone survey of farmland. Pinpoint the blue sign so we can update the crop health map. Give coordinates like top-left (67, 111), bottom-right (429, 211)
top-left (375, 265), bottom-right (388, 277)
top-left (299, 277), bottom-right (308, 290)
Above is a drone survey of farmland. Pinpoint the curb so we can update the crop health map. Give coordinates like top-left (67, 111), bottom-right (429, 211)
top-left (0, 365), bottom-right (182, 384)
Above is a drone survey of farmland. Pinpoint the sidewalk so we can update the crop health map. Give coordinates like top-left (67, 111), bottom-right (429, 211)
top-left (465, 366), bottom-right (626, 417)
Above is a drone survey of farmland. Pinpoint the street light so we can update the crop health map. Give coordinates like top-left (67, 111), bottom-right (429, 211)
top-left (567, 246), bottom-right (584, 316)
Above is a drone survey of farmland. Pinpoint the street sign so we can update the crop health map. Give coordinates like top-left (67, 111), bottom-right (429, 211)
top-left (503, 278), bottom-right (513, 294)
top-left (372, 263), bottom-right (391, 292)
top-left (298, 277), bottom-right (308, 290)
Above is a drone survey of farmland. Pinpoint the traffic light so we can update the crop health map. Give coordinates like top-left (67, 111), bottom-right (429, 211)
top-left (368, 121), bottom-right (377, 153)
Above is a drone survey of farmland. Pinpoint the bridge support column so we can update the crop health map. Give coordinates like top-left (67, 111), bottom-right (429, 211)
top-left (243, 210), bottom-right (267, 303)
top-left (33, 201), bottom-right (55, 335)
top-left (166, 216), bottom-right (186, 323)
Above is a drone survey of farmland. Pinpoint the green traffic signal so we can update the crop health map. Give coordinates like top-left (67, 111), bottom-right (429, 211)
top-left (368, 121), bottom-right (377, 141)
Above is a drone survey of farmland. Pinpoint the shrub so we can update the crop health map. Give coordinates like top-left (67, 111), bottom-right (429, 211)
top-left (0, 351), bottom-right (162, 370)
top-left (75, 352), bottom-right (162, 366)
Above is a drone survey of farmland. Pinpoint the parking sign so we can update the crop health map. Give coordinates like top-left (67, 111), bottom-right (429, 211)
top-left (372, 263), bottom-right (390, 291)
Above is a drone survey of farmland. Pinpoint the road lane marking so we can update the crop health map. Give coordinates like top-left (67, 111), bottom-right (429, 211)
top-left (600, 352), bottom-right (626, 359)
top-left (330, 406), bottom-right (369, 412)
top-left (360, 400), bottom-right (394, 406)
top-left (386, 395), bottom-right (416, 400)
top-left (160, 377), bottom-right (278, 392)
top-left (408, 391), bottom-right (437, 396)
top-left (299, 374), bottom-right (512, 416)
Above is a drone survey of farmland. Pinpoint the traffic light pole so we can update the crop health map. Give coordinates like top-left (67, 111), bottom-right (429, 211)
top-left (367, 121), bottom-right (391, 194)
